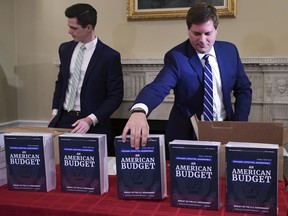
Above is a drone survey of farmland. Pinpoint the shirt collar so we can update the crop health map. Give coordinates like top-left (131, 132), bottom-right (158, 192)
top-left (198, 46), bottom-right (216, 60)
top-left (79, 37), bottom-right (98, 51)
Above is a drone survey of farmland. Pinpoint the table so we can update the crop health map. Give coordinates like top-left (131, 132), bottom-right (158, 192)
top-left (0, 166), bottom-right (287, 216)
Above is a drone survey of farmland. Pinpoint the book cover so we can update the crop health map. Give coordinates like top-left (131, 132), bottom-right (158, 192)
top-left (115, 135), bottom-right (167, 200)
top-left (169, 140), bottom-right (221, 210)
top-left (226, 142), bottom-right (278, 215)
top-left (4, 132), bottom-right (55, 192)
top-left (58, 133), bottom-right (108, 194)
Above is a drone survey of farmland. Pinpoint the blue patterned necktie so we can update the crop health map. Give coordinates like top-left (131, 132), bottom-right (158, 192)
top-left (203, 54), bottom-right (213, 121)
top-left (66, 44), bottom-right (86, 112)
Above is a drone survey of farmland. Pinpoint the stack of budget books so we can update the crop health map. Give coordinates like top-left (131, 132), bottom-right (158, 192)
top-left (4, 132), bottom-right (56, 192)
top-left (169, 140), bottom-right (221, 210)
top-left (226, 142), bottom-right (278, 215)
top-left (115, 135), bottom-right (167, 200)
top-left (58, 133), bottom-right (108, 194)
top-left (0, 133), bottom-right (7, 186)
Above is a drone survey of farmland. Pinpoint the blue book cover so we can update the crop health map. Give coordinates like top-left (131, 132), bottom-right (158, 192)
top-left (115, 135), bottom-right (167, 200)
top-left (169, 140), bottom-right (221, 210)
top-left (226, 142), bottom-right (278, 215)
top-left (58, 133), bottom-right (108, 194)
top-left (4, 132), bottom-right (55, 192)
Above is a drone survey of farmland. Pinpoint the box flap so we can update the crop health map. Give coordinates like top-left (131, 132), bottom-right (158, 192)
top-left (198, 121), bottom-right (284, 146)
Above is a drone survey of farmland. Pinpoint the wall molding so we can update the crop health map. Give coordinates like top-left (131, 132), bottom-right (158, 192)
top-left (53, 57), bottom-right (288, 67)
top-left (120, 57), bottom-right (288, 65)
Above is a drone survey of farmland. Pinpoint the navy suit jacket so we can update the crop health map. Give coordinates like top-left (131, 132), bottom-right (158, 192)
top-left (134, 39), bottom-right (252, 143)
top-left (49, 39), bottom-right (123, 140)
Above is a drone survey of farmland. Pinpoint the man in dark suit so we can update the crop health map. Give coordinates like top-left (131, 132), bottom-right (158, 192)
top-left (122, 3), bottom-right (252, 155)
top-left (49, 4), bottom-right (123, 154)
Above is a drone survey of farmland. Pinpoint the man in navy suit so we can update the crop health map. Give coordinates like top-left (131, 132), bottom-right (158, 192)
top-left (122, 3), bottom-right (252, 155)
top-left (49, 4), bottom-right (123, 154)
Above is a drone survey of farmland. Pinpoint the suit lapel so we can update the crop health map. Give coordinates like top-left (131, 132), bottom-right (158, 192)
top-left (214, 43), bottom-right (229, 98)
top-left (82, 40), bottom-right (104, 86)
top-left (63, 42), bottom-right (77, 80)
top-left (186, 42), bottom-right (203, 82)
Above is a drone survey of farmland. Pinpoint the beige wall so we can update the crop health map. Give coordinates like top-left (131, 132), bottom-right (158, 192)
top-left (1, 0), bottom-right (288, 123)
top-left (0, 0), bottom-right (17, 123)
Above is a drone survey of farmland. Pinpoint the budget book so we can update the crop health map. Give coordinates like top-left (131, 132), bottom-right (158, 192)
top-left (169, 140), bottom-right (221, 210)
top-left (115, 135), bottom-right (167, 200)
top-left (226, 142), bottom-right (278, 215)
top-left (4, 132), bottom-right (55, 192)
top-left (58, 133), bottom-right (108, 194)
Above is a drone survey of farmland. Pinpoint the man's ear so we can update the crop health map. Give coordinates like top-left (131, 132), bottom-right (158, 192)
top-left (86, 24), bottom-right (94, 32)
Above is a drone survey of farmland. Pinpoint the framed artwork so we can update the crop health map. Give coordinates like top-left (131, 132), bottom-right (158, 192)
top-left (127, 0), bottom-right (236, 20)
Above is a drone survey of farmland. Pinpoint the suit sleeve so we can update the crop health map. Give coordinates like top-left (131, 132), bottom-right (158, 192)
top-left (92, 51), bottom-right (124, 122)
top-left (134, 51), bottom-right (180, 115)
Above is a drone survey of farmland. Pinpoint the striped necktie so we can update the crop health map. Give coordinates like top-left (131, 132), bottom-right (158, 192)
top-left (203, 54), bottom-right (213, 121)
top-left (66, 44), bottom-right (86, 112)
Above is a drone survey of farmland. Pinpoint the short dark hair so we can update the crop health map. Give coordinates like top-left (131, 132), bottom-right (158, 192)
top-left (65, 3), bottom-right (97, 29)
top-left (186, 3), bottom-right (219, 29)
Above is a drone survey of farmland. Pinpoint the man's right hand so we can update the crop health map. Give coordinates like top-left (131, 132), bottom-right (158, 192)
top-left (121, 112), bottom-right (149, 150)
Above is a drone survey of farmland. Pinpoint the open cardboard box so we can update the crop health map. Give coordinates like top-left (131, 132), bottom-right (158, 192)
top-left (284, 145), bottom-right (288, 191)
top-left (1, 126), bottom-right (71, 165)
top-left (196, 121), bottom-right (288, 181)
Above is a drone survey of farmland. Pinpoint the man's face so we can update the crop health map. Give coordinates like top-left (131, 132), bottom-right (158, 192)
top-left (188, 19), bottom-right (217, 54)
top-left (67, 18), bottom-right (88, 43)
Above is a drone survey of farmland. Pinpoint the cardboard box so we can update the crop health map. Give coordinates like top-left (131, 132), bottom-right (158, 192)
top-left (1, 126), bottom-right (70, 165)
top-left (197, 121), bottom-right (288, 181)
top-left (284, 144), bottom-right (288, 191)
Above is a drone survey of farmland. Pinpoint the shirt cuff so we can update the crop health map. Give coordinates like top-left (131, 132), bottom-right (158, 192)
top-left (130, 103), bottom-right (148, 115)
top-left (88, 114), bottom-right (98, 126)
top-left (52, 109), bottom-right (58, 116)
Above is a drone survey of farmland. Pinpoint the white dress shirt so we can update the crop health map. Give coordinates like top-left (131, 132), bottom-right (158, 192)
top-left (199, 47), bottom-right (226, 121)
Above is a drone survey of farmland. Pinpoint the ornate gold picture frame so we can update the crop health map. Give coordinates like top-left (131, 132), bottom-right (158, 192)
top-left (127, 0), bottom-right (236, 20)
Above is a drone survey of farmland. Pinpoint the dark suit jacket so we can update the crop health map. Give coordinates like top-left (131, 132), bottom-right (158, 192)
top-left (134, 39), bottom-right (252, 144)
top-left (49, 39), bottom-right (123, 141)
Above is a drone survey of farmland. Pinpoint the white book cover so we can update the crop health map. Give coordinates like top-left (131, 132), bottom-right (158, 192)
top-left (0, 149), bottom-right (5, 165)
top-left (0, 133), bottom-right (4, 151)
top-left (4, 132), bottom-right (56, 192)
top-left (0, 165), bottom-right (7, 186)
top-left (1, 131), bottom-right (8, 186)
top-left (58, 133), bottom-right (108, 194)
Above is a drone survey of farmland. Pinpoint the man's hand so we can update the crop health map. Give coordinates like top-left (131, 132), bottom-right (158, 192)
top-left (122, 112), bottom-right (149, 149)
top-left (48, 115), bottom-right (56, 124)
top-left (70, 117), bottom-right (92, 133)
